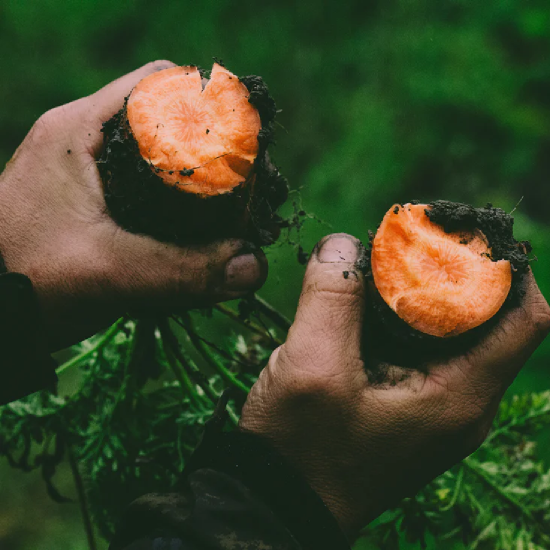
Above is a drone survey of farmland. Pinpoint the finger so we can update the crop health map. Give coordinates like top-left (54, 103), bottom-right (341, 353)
top-left (432, 269), bottom-right (550, 394)
top-left (105, 228), bottom-right (268, 311)
top-left (280, 233), bottom-right (368, 386)
top-left (82, 60), bottom-right (177, 155)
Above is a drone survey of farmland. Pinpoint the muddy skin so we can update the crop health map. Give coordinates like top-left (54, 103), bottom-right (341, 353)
top-left (99, 69), bottom-right (288, 246)
top-left (359, 200), bottom-right (531, 371)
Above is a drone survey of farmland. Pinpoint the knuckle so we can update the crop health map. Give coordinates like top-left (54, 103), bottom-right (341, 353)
top-left (314, 282), bottom-right (363, 301)
top-left (277, 346), bottom-right (351, 403)
top-left (302, 276), bottom-right (364, 317)
top-left (31, 110), bottom-right (57, 141)
top-left (517, 278), bottom-right (550, 339)
top-left (531, 299), bottom-right (550, 339)
top-left (30, 105), bottom-right (76, 144)
top-left (175, 254), bottom-right (211, 296)
top-left (40, 104), bottom-right (72, 126)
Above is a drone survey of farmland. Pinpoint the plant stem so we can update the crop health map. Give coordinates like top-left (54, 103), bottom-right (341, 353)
top-left (158, 321), bottom-right (203, 409)
top-left (160, 321), bottom-right (218, 405)
top-left (165, 320), bottom-right (243, 424)
top-left (183, 318), bottom-right (250, 394)
top-left (56, 317), bottom-right (126, 376)
top-left (171, 315), bottom-right (259, 369)
top-left (441, 466), bottom-right (464, 512)
top-left (68, 446), bottom-right (97, 550)
top-left (214, 304), bottom-right (282, 347)
top-left (226, 404), bottom-right (240, 427)
top-left (485, 408), bottom-right (550, 444)
top-left (463, 458), bottom-right (534, 521)
top-left (253, 294), bottom-right (292, 332)
top-left (165, 345), bottom-right (204, 409)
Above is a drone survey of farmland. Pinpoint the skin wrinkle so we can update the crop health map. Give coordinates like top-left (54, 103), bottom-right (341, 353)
top-left (110, 226), bottom-right (144, 285)
top-left (281, 358), bottom-right (338, 398)
top-left (284, 327), bottom-right (363, 387)
top-left (310, 282), bottom-right (364, 300)
top-left (438, 362), bottom-right (490, 410)
top-left (431, 375), bottom-right (489, 428)
top-left (425, 373), bottom-right (488, 429)
top-left (76, 157), bottom-right (107, 209)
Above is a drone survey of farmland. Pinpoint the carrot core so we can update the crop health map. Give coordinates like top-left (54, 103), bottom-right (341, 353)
top-left (371, 204), bottom-right (512, 337)
top-left (126, 63), bottom-right (261, 196)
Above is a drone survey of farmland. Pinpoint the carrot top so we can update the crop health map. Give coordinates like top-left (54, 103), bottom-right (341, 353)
top-left (371, 203), bottom-right (513, 338)
top-left (127, 63), bottom-right (261, 197)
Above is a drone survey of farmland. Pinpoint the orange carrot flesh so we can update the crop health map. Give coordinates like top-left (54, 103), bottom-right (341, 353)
top-left (371, 203), bottom-right (512, 338)
top-left (126, 63), bottom-right (261, 197)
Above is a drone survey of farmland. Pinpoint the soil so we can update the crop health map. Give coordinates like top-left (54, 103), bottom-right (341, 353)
top-left (359, 200), bottom-right (532, 371)
top-left (427, 201), bottom-right (530, 271)
top-left (99, 68), bottom-right (288, 246)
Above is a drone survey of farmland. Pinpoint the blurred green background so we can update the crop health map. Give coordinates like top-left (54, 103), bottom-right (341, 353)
top-left (1, 0), bottom-right (550, 548)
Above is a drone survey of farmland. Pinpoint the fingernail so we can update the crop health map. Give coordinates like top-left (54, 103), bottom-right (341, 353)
top-left (225, 253), bottom-right (264, 291)
top-left (317, 235), bottom-right (359, 263)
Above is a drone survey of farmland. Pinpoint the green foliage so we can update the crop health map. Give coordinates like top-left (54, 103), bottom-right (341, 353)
top-left (0, 304), bottom-right (285, 540)
top-left (1, 1), bottom-right (550, 548)
top-left (364, 392), bottom-right (550, 550)
top-left (2, 312), bottom-right (550, 549)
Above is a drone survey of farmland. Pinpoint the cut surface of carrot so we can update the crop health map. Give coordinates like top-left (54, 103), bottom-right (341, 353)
top-left (126, 63), bottom-right (261, 196)
top-left (371, 204), bottom-right (512, 338)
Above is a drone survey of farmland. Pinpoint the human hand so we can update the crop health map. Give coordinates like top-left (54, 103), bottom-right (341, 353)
top-left (0, 61), bottom-right (267, 351)
top-left (240, 233), bottom-right (550, 539)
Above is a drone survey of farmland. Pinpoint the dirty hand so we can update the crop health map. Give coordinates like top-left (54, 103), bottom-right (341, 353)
top-left (0, 61), bottom-right (266, 351)
top-left (240, 233), bottom-right (550, 540)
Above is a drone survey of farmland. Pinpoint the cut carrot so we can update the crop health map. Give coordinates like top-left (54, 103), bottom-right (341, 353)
top-left (99, 62), bottom-right (287, 245)
top-left (127, 64), bottom-right (261, 196)
top-left (371, 203), bottom-right (512, 338)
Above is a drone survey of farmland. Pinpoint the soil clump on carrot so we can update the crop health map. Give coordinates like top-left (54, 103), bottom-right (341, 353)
top-left (361, 200), bottom-right (531, 370)
top-left (99, 64), bottom-right (288, 246)
top-left (427, 201), bottom-right (531, 281)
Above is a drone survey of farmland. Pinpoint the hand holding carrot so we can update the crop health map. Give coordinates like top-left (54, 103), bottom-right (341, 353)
top-left (0, 61), bottom-right (267, 351)
top-left (240, 233), bottom-right (550, 540)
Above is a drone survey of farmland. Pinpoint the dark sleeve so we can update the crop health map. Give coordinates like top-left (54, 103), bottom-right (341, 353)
top-left (0, 270), bottom-right (57, 405)
top-left (109, 398), bottom-right (351, 550)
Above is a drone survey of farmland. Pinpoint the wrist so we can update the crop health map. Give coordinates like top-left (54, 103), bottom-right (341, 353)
top-left (185, 392), bottom-right (351, 550)
top-left (188, 429), bottom-right (351, 550)
top-left (238, 426), bottom-right (390, 538)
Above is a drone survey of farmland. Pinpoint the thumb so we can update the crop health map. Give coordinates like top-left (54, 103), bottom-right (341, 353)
top-left (106, 230), bottom-right (268, 312)
top-left (282, 233), bottom-right (367, 383)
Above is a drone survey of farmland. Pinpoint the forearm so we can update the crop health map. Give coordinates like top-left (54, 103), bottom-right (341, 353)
top-left (109, 406), bottom-right (350, 550)
top-left (111, 468), bottom-right (302, 550)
